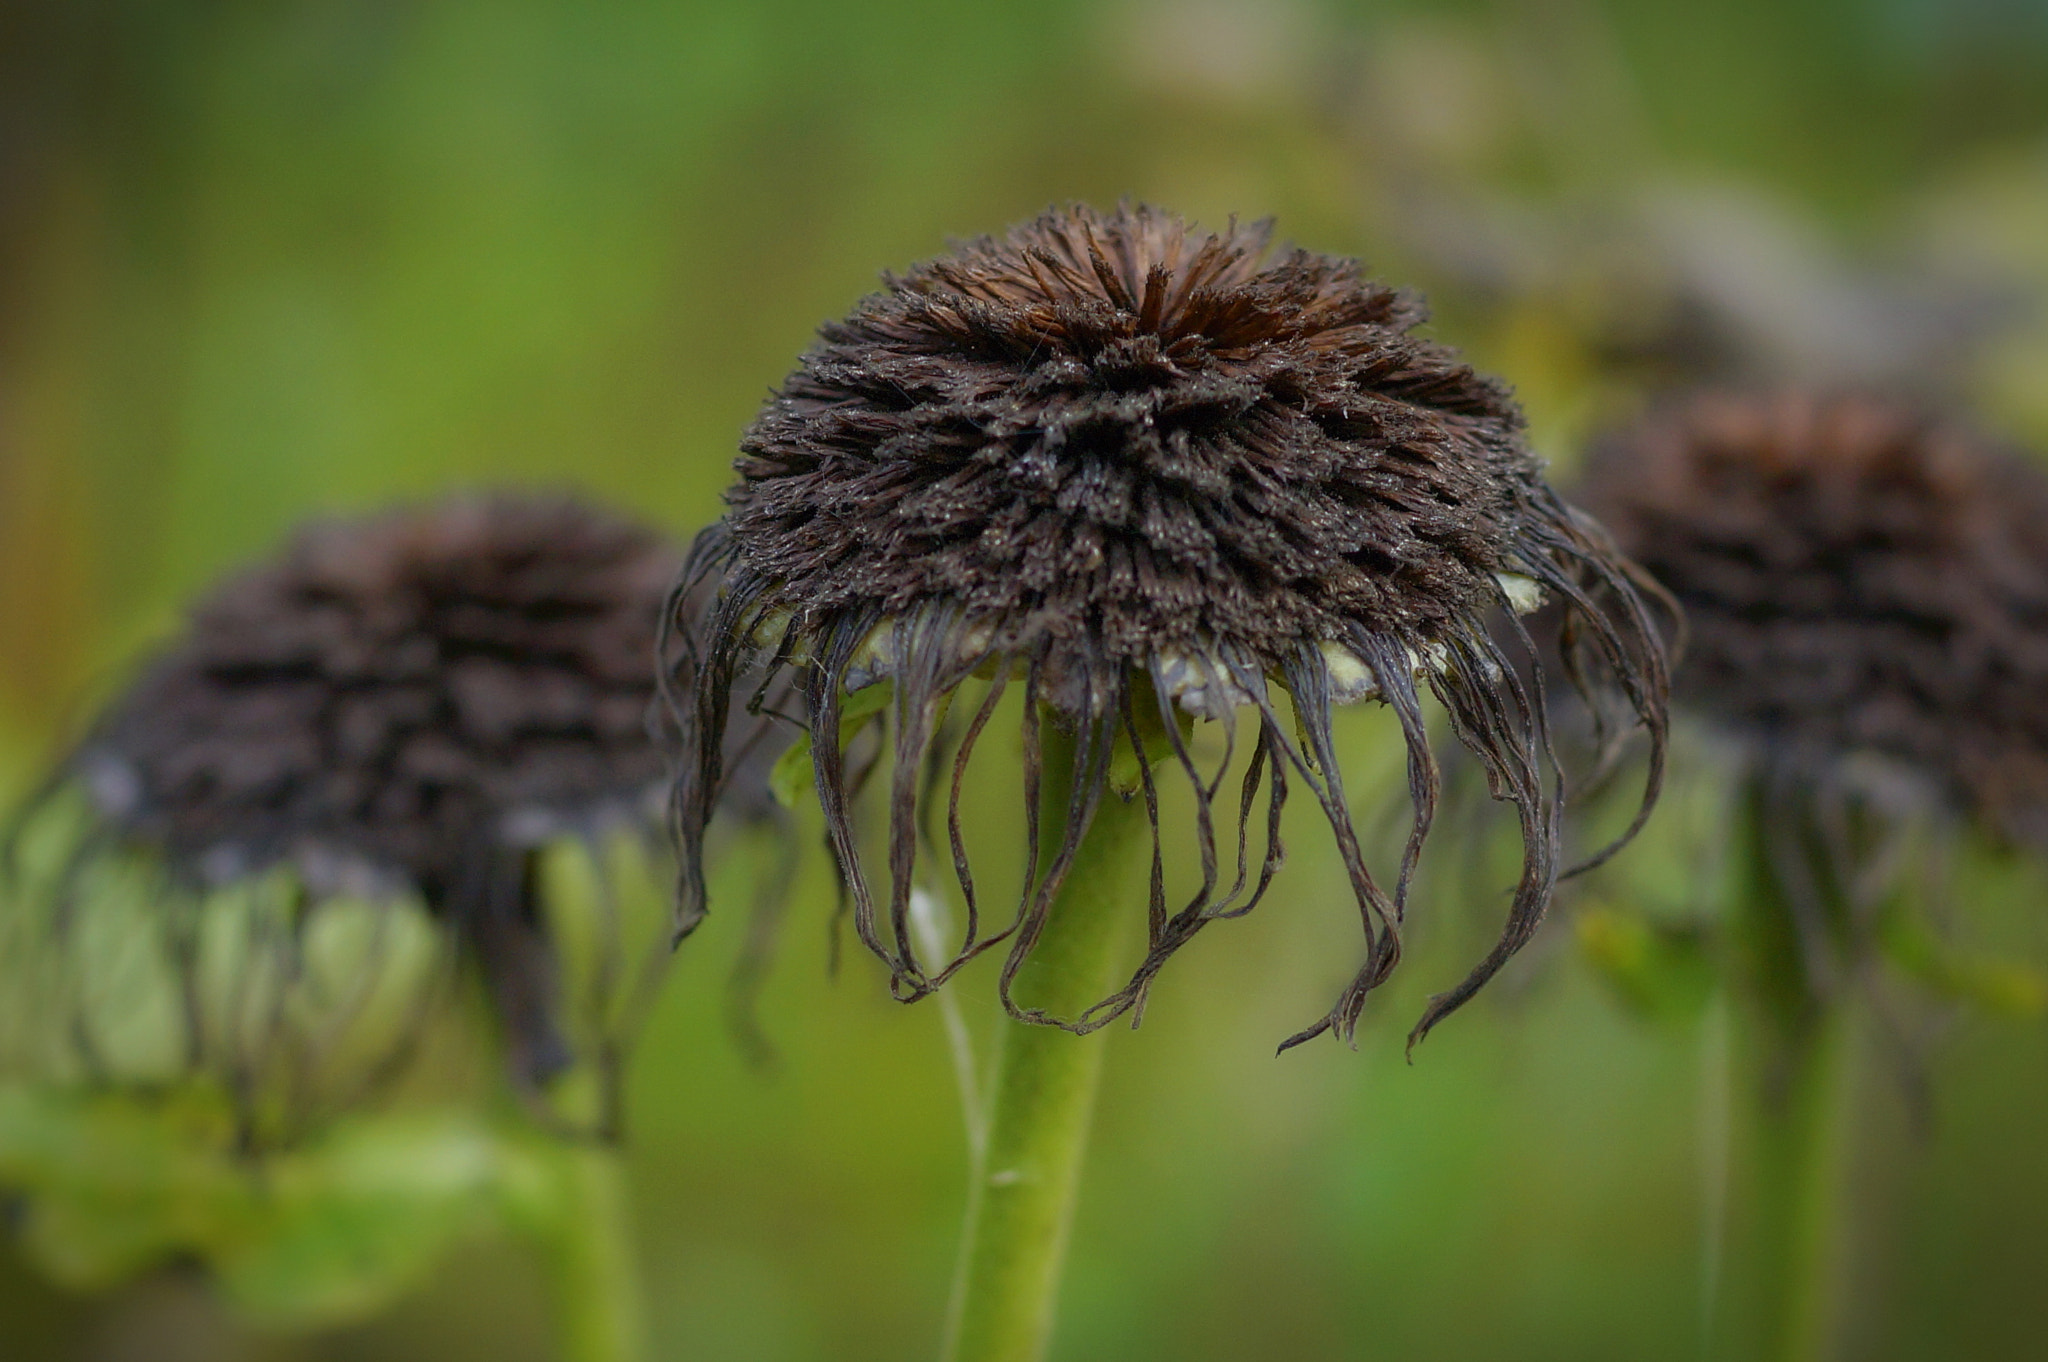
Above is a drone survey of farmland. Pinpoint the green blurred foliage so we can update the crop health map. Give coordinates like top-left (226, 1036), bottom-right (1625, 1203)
top-left (0, 1089), bottom-right (538, 1328)
top-left (5, 0), bottom-right (2048, 1359)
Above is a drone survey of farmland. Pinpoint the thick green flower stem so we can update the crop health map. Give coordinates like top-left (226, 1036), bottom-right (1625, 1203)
top-left (545, 1140), bottom-right (646, 1362)
top-left (1738, 1002), bottom-right (1857, 1362)
top-left (533, 1074), bottom-right (648, 1362)
top-left (1722, 788), bottom-right (1863, 1362)
top-left (940, 719), bottom-right (1150, 1362)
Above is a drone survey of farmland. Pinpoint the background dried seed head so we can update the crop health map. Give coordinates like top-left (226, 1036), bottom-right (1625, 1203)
top-left (1579, 390), bottom-right (2048, 844)
top-left (85, 495), bottom-right (680, 890)
top-left (60, 494), bottom-right (682, 1099)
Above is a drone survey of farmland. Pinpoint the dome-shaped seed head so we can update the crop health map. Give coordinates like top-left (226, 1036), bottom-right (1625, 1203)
top-left (731, 202), bottom-right (1555, 702)
top-left (54, 494), bottom-right (681, 1101)
top-left (677, 204), bottom-right (1669, 1048)
top-left (1579, 390), bottom-right (2048, 843)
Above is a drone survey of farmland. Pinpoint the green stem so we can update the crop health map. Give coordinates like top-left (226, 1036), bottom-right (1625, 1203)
top-left (1723, 786), bottom-right (1860, 1362)
top-left (520, 1063), bottom-right (647, 1362)
top-left (543, 1137), bottom-right (648, 1362)
top-left (939, 718), bottom-right (1150, 1362)
top-left (1745, 1001), bottom-right (1854, 1362)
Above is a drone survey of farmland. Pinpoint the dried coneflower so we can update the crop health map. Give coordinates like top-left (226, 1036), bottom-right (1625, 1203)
top-left (1580, 389), bottom-right (2048, 960)
top-left (675, 201), bottom-right (1668, 1045)
top-left (671, 203), bottom-right (1669, 1361)
top-left (1575, 389), bottom-right (2048, 1359)
top-left (0, 494), bottom-right (676, 1354)
top-left (4, 494), bottom-right (681, 1141)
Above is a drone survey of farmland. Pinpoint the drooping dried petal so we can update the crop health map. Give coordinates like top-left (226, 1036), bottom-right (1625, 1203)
top-left (676, 204), bottom-right (1669, 1049)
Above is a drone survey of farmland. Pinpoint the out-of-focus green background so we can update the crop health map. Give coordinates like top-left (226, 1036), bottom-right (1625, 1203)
top-left (6, 1), bottom-right (2048, 1358)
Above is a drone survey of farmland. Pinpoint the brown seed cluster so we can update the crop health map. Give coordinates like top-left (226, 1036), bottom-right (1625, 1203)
top-left (86, 496), bottom-right (677, 886)
top-left (1579, 390), bottom-right (2048, 843)
top-left (677, 204), bottom-right (1668, 1049)
top-left (69, 494), bottom-right (681, 1092)
top-left (729, 203), bottom-right (1548, 707)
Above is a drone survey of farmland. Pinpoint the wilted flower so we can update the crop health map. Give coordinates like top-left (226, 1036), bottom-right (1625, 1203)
top-left (672, 203), bottom-right (1669, 1048)
top-left (1578, 390), bottom-right (2048, 991)
top-left (3, 494), bottom-right (680, 1141)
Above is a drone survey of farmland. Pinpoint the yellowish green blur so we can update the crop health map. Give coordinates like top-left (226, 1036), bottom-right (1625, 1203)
top-left (5, 1), bottom-right (2048, 1358)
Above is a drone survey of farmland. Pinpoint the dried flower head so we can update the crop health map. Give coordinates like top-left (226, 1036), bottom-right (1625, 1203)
top-left (1581, 390), bottom-right (2048, 842)
top-left (3, 494), bottom-right (680, 1138)
top-left (673, 203), bottom-right (1669, 1048)
top-left (1576, 390), bottom-right (2048, 1016)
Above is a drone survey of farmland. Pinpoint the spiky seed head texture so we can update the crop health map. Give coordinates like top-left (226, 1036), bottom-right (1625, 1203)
top-left (41, 494), bottom-right (680, 1116)
top-left (87, 496), bottom-right (678, 885)
top-left (1580, 389), bottom-right (2048, 845)
top-left (731, 202), bottom-right (1555, 706)
top-left (677, 204), bottom-right (1669, 1048)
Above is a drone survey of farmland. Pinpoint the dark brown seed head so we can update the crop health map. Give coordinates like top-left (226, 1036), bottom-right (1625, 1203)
top-left (730, 202), bottom-right (1550, 709)
top-left (21, 494), bottom-right (680, 1129)
top-left (676, 204), bottom-right (1669, 1049)
top-left (1580, 390), bottom-right (2048, 843)
top-left (86, 495), bottom-right (678, 891)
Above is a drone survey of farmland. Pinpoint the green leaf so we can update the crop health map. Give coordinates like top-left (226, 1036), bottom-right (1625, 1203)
top-left (768, 681), bottom-right (894, 810)
top-left (214, 1115), bottom-right (524, 1328)
top-left (0, 1085), bottom-right (548, 1330)
top-left (0, 1085), bottom-right (255, 1290)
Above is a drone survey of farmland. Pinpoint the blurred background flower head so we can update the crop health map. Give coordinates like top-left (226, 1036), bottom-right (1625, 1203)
top-left (6, 1), bottom-right (2048, 1358)
top-left (1573, 390), bottom-right (2048, 1012)
top-left (5, 493), bottom-right (682, 1144)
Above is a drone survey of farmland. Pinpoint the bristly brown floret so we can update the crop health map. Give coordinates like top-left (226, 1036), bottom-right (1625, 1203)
top-left (732, 203), bottom-right (1539, 698)
top-left (19, 494), bottom-right (680, 1128)
top-left (675, 203), bottom-right (1670, 1050)
top-left (88, 497), bottom-right (676, 886)
top-left (1580, 390), bottom-right (2048, 845)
